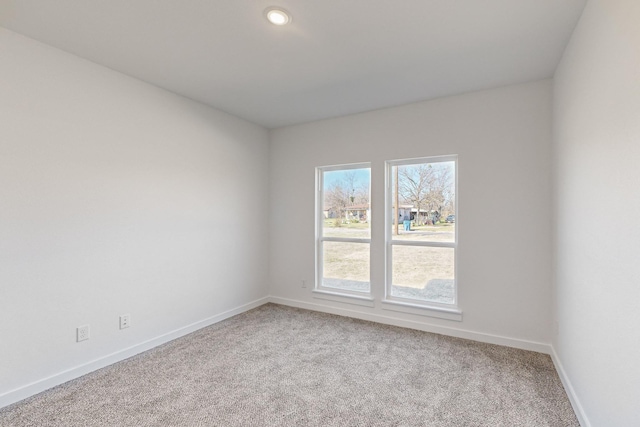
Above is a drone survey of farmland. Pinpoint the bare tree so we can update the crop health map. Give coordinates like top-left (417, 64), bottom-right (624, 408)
top-left (325, 181), bottom-right (348, 220)
top-left (342, 171), bottom-right (358, 205)
top-left (324, 170), bottom-right (370, 223)
top-left (398, 164), bottom-right (431, 225)
top-left (398, 163), bottom-right (453, 225)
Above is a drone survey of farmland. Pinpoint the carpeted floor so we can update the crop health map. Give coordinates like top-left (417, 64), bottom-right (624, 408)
top-left (0, 303), bottom-right (579, 426)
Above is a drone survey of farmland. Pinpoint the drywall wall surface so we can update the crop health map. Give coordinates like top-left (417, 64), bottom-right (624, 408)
top-left (0, 28), bottom-right (269, 399)
top-left (553, 0), bottom-right (640, 425)
top-left (269, 80), bottom-right (553, 346)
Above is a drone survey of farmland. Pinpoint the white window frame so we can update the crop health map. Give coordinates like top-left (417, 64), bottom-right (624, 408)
top-left (383, 155), bottom-right (461, 320)
top-left (315, 163), bottom-right (373, 302)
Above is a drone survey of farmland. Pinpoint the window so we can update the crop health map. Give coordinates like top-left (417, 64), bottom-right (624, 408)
top-left (316, 164), bottom-right (371, 296)
top-left (385, 156), bottom-right (457, 308)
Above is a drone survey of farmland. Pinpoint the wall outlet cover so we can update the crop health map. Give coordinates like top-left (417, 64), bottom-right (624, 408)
top-left (120, 314), bottom-right (131, 329)
top-left (77, 325), bottom-right (90, 342)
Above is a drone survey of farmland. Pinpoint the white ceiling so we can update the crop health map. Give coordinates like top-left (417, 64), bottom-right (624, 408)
top-left (0, 0), bottom-right (586, 128)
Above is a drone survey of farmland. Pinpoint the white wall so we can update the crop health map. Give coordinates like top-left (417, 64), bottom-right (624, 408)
top-left (269, 80), bottom-right (553, 349)
top-left (0, 28), bottom-right (269, 405)
top-left (552, 0), bottom-right (640, 425)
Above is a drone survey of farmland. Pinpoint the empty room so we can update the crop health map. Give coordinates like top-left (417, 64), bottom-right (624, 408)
top-left (0, 1), bottom-right (638, 426)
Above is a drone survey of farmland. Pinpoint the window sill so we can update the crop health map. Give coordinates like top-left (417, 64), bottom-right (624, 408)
top-left (312, 289), bottom-right (375, 307)
top-left (381, 299), bottom-right (462, 321)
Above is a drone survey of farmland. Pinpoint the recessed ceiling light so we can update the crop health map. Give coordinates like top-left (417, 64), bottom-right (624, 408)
top-left (265, 7), bottom-right (291, 25)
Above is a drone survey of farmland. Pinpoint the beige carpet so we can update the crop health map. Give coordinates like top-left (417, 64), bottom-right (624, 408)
top-left (0, 303), bottom-right (579, 426)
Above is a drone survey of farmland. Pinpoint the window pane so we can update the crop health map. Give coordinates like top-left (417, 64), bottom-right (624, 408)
top-left (390, 162), bottom-right (455, 243)
top-left (391, 246), bottom-right (455, 304)
top-left (322, 168), bottom-right (370, 238)
top-left (322, 241), bottom-right (370, 293)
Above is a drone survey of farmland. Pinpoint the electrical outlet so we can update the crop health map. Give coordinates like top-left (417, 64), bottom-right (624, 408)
top-left (120, 314), bottom-right (131, 329)
top-left (301, 280), bottom-right (307, 288)
top-left (77, 324), bottom-right (90, 342)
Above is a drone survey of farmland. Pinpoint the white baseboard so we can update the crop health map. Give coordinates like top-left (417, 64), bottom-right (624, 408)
top-left (1, 295), bottom-right (570, 416)
top-left (0, 296), bottom-right (270, 410)
top-left (550, 347), bottom-right (591, 427)
top-left (268, 296), bottom-right (552, 354)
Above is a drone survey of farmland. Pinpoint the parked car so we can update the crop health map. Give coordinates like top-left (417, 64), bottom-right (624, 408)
top-left (445, 214), bottom-right (455, 223)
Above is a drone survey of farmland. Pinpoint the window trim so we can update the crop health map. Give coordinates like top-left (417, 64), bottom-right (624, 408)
top-left (315, 162), bottom-right (372, 298)
top-left (312, 289), bottom-right (375, 307)
top-left (384, 155), bottom-right (459, 311)
top-left (381, 299), bottom-right (462, 321)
